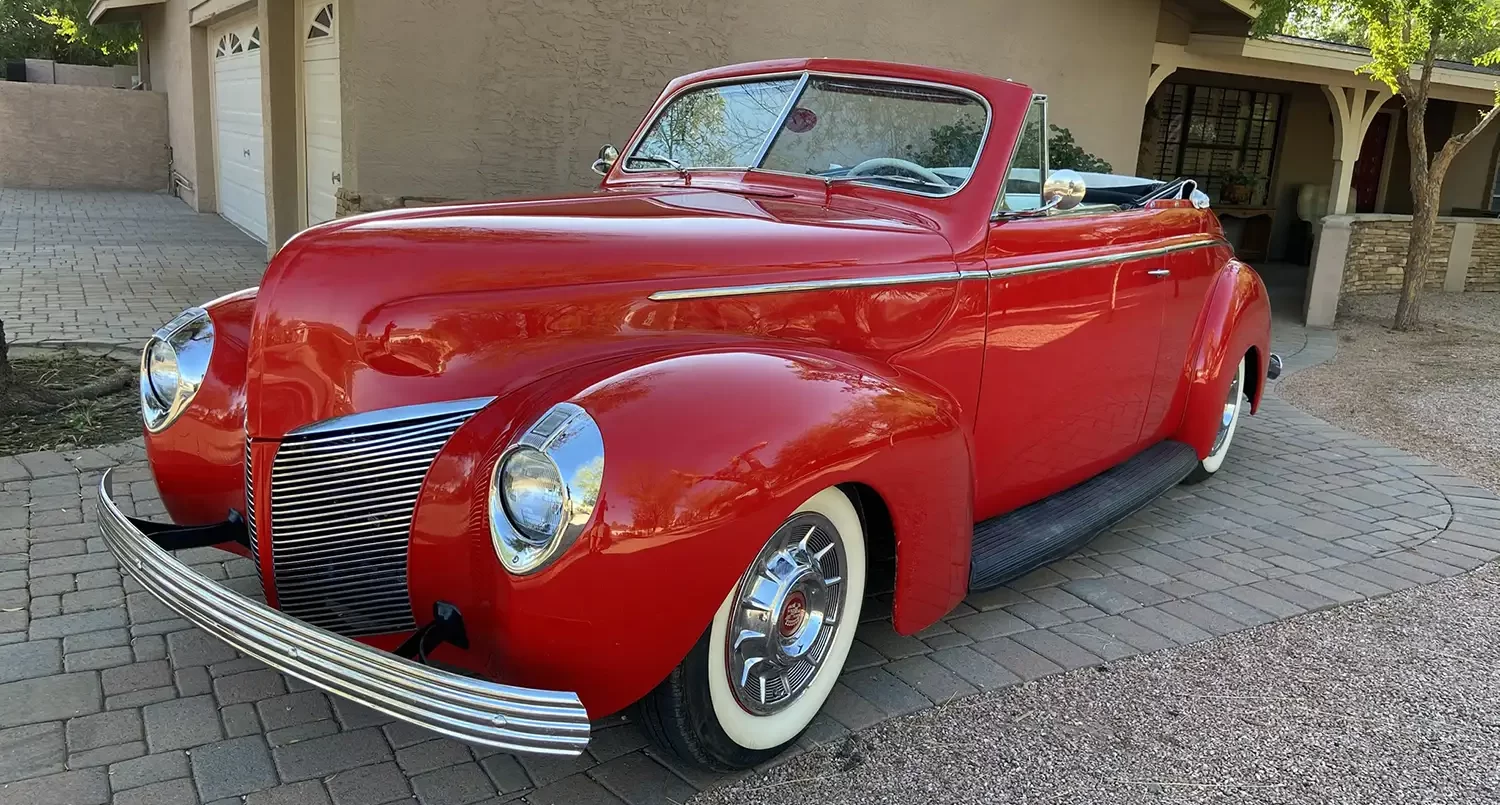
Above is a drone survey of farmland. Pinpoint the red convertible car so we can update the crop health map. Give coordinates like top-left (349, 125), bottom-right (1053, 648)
top-left (100, 58), bottom-right (1278, 770)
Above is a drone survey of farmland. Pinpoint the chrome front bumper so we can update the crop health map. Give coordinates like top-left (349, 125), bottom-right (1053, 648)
top-left (97, 469), bottom-right (591, 755)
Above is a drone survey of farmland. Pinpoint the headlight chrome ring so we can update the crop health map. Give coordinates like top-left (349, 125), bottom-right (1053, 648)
top-left (489, 402), bottom-right (604, 575)
top-left (140, 307), bottom-right (214, 433)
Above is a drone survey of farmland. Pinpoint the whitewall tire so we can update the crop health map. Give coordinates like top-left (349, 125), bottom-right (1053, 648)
top-left (637, 486), bottom-right (866, 769)
top-left (1184, 355), bottom-right (1247, 484)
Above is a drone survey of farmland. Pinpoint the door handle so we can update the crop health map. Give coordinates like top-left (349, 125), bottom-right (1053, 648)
top-left (332, 172), bottom-right (342, 185)
top-left (1147, 269), bottom-right (1171, 277)
top-left (242, 149), bottom-right (251, 158)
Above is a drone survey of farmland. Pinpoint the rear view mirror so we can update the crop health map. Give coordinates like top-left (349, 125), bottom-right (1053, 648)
top-left (1042, 169), bottom-right (1087, 212)
top-left (592, 144), bottom-right (619, 176)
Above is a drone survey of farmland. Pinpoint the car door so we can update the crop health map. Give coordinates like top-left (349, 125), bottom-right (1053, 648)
top-left (972, 213), bottom-right (1165, 520)
top-left (1139, 200), bottom-right (1228, 444)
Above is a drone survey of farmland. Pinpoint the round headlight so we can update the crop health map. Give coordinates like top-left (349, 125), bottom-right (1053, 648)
top-left (498, 448), bottom-right (567, 542)
top-left (145, 339), bottom-right (180, 408)
top-left (140, 307), bottom-right (214, 433)
top-left (488, 402), bottom-right (603, 575)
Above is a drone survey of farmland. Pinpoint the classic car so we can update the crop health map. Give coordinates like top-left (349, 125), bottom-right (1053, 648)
top-left (99, 57), bottom-right (1280, 771)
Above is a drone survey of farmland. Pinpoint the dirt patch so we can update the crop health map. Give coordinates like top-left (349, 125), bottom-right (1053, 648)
top-left (0, 351), bottom-right (139, 456)
top-left (1279, 292), bottom-right (1500, 492)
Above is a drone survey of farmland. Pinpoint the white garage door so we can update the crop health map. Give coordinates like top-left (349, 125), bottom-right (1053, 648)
top-left (212, 19), bottom-right (268, 243)
top-left (302, 0), bottom-right (341, 226)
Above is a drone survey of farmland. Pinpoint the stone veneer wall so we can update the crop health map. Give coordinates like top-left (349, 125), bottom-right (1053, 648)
top-left (1341, 218), bottom-right (1454, 294)
top-left (335, 188), bottom-right (460, 216)
top-left (1468, 224), bottom-right (1500, 292)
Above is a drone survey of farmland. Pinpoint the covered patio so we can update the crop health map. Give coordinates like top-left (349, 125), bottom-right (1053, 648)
top-left (1140, 27), bottom-right (1500, 324)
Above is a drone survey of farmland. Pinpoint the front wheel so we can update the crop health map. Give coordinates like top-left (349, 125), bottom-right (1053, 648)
top-left (1183, 355), bottom-right (1248, 484)
top-left (637, 487), bottom-right (867, 770)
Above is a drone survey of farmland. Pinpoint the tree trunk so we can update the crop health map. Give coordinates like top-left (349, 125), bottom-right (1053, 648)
top-left (1393, 138), bottom-right (1461, 331)
top-left (1393, 188), bottom-right (1439, 330)
top-left (0, 318), bottom-right (12, 396)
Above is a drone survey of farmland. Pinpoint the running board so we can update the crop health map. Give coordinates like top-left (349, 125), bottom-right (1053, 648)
top-left (969, 441), bottom-right (1199, 591)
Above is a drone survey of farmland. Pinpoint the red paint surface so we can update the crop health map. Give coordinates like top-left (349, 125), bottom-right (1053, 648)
top-left (144, 59), bottom-right (1270, 719)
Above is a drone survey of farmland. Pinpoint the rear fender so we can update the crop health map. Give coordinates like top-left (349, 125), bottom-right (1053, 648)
top-left (407, 349), bottom-right (973, 717)
top-left (144, 288), bottom-right (257, 529)
top-left (1174, 260), bottom-right (1271, 458)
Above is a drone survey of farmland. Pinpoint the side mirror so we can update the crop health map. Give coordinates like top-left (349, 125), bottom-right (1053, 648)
top-left (592, 144), bottom-right (619, 176)
top-left (1041, 169), bottom-right (1087, 212)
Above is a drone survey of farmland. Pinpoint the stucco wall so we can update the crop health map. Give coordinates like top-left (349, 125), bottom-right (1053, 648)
top-left (143, 0), bottom-right (203, 206)
top-left (341, 0), bottom-right (1161, 206)
top-left (1268, 83), bottom-right (1336, 260)
top-left (1341, 217), bottom-right (1453, 294)
top-left (1441, 104), bottom-right (1500, 213)
top-left (0, 82), bottom-right (168, 190)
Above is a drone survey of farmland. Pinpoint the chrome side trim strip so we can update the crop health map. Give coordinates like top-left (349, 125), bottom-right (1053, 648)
top-left (988, 236), bottom-right (1226, 278)
top-left (649, 271), bottom-right (964, 301)
top-left (97, 470), bottom-right (591, 756)
top-left (648, 236), bottom-right (1226, 301)
top-left (285, 397), bottom-right (496, 439)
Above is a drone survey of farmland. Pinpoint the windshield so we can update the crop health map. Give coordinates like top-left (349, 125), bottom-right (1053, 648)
top-left (627, 74), bottom-right (989, 196)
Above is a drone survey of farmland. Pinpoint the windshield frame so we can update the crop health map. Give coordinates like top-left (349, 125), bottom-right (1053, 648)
top-left (618, 70), bottom-right (994, 199)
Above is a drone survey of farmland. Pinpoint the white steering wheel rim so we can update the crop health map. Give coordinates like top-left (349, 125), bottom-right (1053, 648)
top-left (846, 157), bottom-right (948, 188)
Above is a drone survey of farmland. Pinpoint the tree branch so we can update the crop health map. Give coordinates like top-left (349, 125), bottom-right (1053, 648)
top-left (1449, 102), bottom-right (1500, 150)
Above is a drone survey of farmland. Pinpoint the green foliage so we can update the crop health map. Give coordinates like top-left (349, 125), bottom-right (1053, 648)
top-left (906, 119), bottom-right (984, 168)
top-left (1009, 124), bottom-right (1114, 174)
top-left (0, 0), bottom-right (138, 67)
top-left (1252, 0), bottom-right (1500, 90)
top-left (1047, 126), bottom-right (1114, 173)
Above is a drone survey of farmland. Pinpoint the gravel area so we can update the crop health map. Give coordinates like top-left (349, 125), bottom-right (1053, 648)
top-left (697, 563), bottom-right (1500, 805)
top-left (1279, 292), bottom-right (1500, 493)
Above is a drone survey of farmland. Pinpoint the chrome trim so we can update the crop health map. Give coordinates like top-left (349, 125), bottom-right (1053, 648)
top-left (489, 402), bottom-right (604, 576)
top-left (649, 270), bottom-right (965, 302)
top-left (96, 470), bottom-right (591, 756)
top-left (286, 397), bottom-right (495, 438)
top-left (272, 403), bottom-right (486, 636)
top-left (141, 307), bottom-right (214, 433)
top-left (988, 236), bottom-right (1226, 278)
top-left (620, 70), bottom-right (993, 199)
top-left (646, 236), bottom-right (1225, 301)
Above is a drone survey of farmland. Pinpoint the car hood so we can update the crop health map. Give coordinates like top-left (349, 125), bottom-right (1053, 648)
top-left (246, 186), bottom-right (960, 438)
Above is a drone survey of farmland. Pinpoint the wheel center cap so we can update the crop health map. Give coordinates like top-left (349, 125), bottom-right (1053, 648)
top-left (779, 591), bottom-right (808, 637)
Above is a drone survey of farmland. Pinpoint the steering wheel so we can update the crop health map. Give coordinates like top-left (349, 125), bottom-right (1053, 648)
top-left (845, 157), bottom-right (949, 188)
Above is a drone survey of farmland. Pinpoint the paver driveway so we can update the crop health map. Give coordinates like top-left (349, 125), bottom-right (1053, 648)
top-left (2, 191), bottom-right (1499, 805)
top-left (0, 189), bottom-right (266, 348)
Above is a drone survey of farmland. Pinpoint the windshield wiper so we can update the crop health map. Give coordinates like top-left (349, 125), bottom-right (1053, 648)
top-left (625, 154), bottom-right (690, 180)
top-left (825, 173), bottom-right (951, 194)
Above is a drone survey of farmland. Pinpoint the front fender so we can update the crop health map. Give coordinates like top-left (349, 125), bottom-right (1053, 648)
top-left (406, 349), bottom-right (973, 718)
top-left (144, 288), bottom-right (257, 528)
top-left (1174, 260), bottom-right (1271, 457)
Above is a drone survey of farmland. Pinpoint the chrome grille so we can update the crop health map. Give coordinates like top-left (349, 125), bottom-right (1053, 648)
top-left (267, 399), bottom-right (490, 637)
top-left (244, 439), bottom-right (261, 576)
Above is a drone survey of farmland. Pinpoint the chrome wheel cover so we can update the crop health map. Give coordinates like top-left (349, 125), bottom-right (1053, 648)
top-left (726, 512), bottom-right (848, 716)
top-left (1211, 367), bottom-right (1244, 455)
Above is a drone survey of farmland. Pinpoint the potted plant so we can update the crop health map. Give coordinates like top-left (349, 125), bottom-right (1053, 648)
top-left (1219, 167), bottom-right (1265, 206)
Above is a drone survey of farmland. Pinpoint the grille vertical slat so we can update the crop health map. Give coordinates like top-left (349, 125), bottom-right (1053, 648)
top-left (266, 404), bottom-right (484, 637)
top-left (245, 440), bottom-right (260, 567)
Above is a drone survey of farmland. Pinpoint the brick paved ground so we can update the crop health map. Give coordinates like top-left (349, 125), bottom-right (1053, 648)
top-left (2, 192), bottom-right (1499, 805)
top-left (0, 189), bottom-right (266, 348)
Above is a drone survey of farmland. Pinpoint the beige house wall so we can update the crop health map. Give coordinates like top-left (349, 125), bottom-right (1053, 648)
top-left (0, 82), bottom-right (168, 190)
top-left (1441, 104), bottom-right (1500, 213)
top-left (341, 0), bottom-right (1161, 206)
top-left (143, 0), bottom-right (212, 209)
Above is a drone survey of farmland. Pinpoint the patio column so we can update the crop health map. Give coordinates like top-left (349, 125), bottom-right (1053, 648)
top-left (1322, 86), bottom-right (1392, 215)
top-left (1306, 86), bottom-right (1392, 327)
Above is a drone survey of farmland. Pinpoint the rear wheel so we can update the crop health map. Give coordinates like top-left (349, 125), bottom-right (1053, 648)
top-left (1183, 355), bottom-right (1248, 484)
top-left (637, 487), bottom-right (866, 770)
